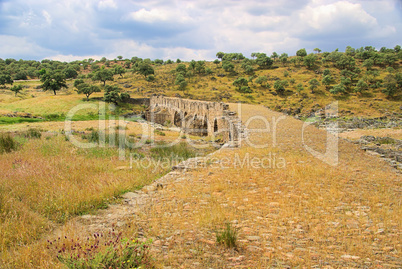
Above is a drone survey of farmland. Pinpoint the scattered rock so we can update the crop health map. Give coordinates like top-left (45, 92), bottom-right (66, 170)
top-left (341, 254), bottom-right (360, 260)
top-left (246, 236), bottom-right (261, 241)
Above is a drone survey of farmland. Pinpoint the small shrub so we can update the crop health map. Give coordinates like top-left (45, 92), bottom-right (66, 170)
top-left (0, 133), bottom-right (18, 154)
top-left (120, 92), bottom-right (131, 102)
top-left (154, 129), bottom-right (166, 136)
top-left (21, 128), bottom-right (42, 139)
top-left (88, 130), bottom-right (100, 143)
top-left (164, 120), bottom-right (172, 127)
top-left (130, 151), bottom-right (145, 159)
top-left (216, 223), bottom-right (238, 248)
top-left (114, 125), bottom-right (128, 130)
top-left (145, 75), bottom-right (155, 82)
top-left (236, 86), bottom-right (252, 93)
top-left (44, 113), bottom-right (64, 121)
top-left (54, 231), bottom-right (153, 269)
top-left (377, 137), bottom-right (395, 145)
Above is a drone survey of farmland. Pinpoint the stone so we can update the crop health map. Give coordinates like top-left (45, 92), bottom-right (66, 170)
top-left (121, 192), bottom-right (140, 199)
top-left (341, 254), bottom-right (360, 260)
top-left (199, 238), bottom-right (215, 245)
top-left (246, 236), bottom-right (261, 241)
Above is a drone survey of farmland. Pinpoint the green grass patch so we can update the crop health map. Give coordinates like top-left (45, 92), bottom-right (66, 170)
top-left (20, 128), bottom-right (42, 139)
top-left (150, 141), bottom-right (196, 160)
top-left (216, 223), bottom-right (238, 249)
top-left (0, 116), bottom-right (44, 125)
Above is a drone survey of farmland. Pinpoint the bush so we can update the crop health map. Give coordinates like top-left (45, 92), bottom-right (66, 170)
top-left (21, 128), bottom-right (42, 139)
top-left (216, 223), bottom-right (238, 248)
top-left (10, 85), bottom-right (23, 96)
top-left (274, 80), bottom-right (289, 95)
top-left (237, 86), bottom-right (252, 93)
top-left (44, 113), bottom-right (65, 121)
top-left (330, 84), bottom-right (346, 95)
top-left (88, 130), bottom-right (100, 143)
top-left (323, 69), bottom-right (331, 76)
top-left (120, 92), bottom-right (131, 102)
top-left (145, 75), bottom-right (155, 82)
top-left (154, 129), bottom-right (166, 136)
top-left (0, 133), bottom-right (18, 154)
top-left (13, 71), bottom-right (28, 80)
top-left (55, 232), bottom-right (153, 269)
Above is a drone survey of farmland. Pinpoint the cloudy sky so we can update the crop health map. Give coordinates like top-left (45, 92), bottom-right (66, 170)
top-left (0, 0), bottom-right (401, 61)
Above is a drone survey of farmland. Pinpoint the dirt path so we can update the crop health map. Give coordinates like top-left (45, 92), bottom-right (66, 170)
top-left (50, 104), bottom-right (401, 268)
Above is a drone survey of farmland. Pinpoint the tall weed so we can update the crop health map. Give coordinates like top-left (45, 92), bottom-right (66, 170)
top-left (0, 133), bottom-right (18, 154)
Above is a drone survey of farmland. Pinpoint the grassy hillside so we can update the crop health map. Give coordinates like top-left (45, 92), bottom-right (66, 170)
top-left (1, 48), bottom-right (401, 121)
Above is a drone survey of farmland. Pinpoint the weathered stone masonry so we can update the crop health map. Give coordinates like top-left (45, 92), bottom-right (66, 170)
top-left (145, 96), bottom-right (245, 143)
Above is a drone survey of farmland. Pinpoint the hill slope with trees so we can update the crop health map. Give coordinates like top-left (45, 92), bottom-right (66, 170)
top-left (0, 45), bottom-right (401, 120)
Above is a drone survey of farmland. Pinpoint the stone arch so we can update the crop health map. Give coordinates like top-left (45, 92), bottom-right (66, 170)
top-left (174, 111), bottom-right (183, 127)
top-left (201, 117), bottom-right (208, 136)
top-left (214, 118), bottom-right (218, 133)
top-left (146, 96), bottom-right (240, 142)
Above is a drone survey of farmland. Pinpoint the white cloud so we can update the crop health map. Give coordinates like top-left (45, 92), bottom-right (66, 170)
top-left (0, 0), bottom-right (401, 61)
top-left (299, 1), bottom-right (377, 32)
top-left (0, 35), bottom-right (55, 59)
top-left (128, 8), bottom-right (193, 24)
top-left (98, 0), bottom-right (117, 9)
top-left (42, 10), bottom-right (52, 25)
top-left (47, 54), bottom-right (102, 62)
top-left (129, 8), bottom-right (169, 23)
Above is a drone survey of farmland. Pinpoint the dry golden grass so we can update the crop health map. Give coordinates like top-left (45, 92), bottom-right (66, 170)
top-left (115, 104), bottom-right (401, 268)
top-left (0, 130), bottom-right (166, 266)
top-left (0, 106), bottom-right (400, 267)
top-left (340, 128), bottom-right (402, 140)
top-left (1, 93), bottom-right (99, 116)
top-left (0, 117), bottom-right (216, 268)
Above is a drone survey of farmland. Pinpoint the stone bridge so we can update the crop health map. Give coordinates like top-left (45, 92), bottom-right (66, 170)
top-left (144, 96), bottom-right (244, 143)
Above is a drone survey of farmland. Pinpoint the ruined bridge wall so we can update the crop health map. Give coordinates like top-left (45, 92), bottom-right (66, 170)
top-left (145, 96), bottom-right (240, 142)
